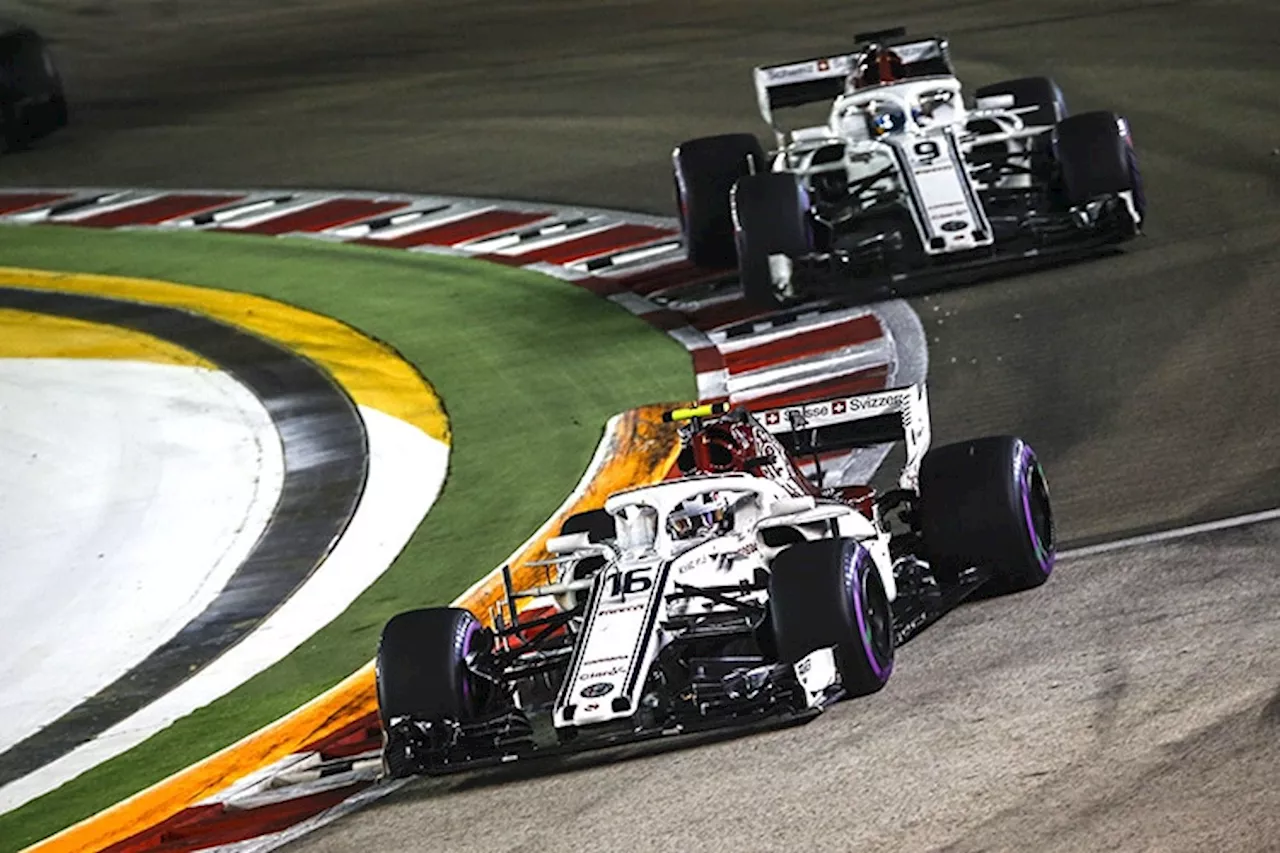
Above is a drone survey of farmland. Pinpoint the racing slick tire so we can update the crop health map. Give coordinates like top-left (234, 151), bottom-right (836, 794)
top-left (673, 133), bottom-right (766, 268)
top-left (769, 538), bottom-right (894, 698)
top-left (1054, 110), bottom-right (1145, 223)
top-left (732, 172), bottom-right (811, 308)
top-left (918, 435), bottom-right (1055, 595)
top-left (974, 76), bottom-right (1068, 128)
top-left (376, 607), bottom-right (487, 778)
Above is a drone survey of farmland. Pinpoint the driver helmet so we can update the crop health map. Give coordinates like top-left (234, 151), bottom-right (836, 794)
top-left (847, 43), bottom-right (906, 92)
top-left (667, 492), bottom-right (732, 541)
top-left (866, 100), bottom-right (908, 136)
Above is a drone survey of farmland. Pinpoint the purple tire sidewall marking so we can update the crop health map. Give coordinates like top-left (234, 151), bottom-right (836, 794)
top-left (847, 545), bottom-right (892, 681)
top-left (1018, 443), bottom-right (1055, 575)
top-left (458, 617), bottom-right (481, 710)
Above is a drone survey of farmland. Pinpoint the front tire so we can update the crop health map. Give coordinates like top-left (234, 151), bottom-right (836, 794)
top-left (731, 172), bottom-right (811, 308)
top-left (376, 607), bottom-right (487, 778)
top-left (974, 76), bottom-right (1068, 128)
top-left (769, 538), bottom-right (894, 697)
top-left (1054, 110), bottom-right (1143, 224)
top-left (673, 133), bottom-right (765, 268)
top-left (918, 436), bottom-right (1055, 594)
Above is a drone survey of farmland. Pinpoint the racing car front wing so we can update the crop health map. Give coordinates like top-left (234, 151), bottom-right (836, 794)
top-left (383, 650), bottom-right (836, 778)
top-left (784, 192), bottom-right (1139, 303)
top-left (382, 564), bottom-right (992, 778)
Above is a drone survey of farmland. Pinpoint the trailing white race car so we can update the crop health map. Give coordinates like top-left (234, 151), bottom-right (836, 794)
top-left (672, 27), bottom-right (1145, 305)
top-left (377, 384), bottom-right (1055, 777)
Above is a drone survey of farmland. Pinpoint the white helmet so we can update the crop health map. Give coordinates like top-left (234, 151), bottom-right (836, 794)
top-left (667, 493), bottom-right (732, 541)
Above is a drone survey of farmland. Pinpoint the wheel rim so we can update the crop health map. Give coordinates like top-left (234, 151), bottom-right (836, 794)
top-left (862, 570), bottom-right (893, 669)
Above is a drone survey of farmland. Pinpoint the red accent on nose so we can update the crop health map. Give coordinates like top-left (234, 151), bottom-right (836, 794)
top-left (507, 605), bottom-right (567, 651)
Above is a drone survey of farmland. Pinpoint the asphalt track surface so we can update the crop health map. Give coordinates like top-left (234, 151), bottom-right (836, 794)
top-left (4, 0), bottom-right (1278, 848)
top-left (291, 520), bottom-right (1280, 853)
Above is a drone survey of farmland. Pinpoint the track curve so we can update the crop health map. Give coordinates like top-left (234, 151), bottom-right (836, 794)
top-left (5, 0), bottom-right (1278, 849)
top-left (9, 0), bottom-right (1280, 545)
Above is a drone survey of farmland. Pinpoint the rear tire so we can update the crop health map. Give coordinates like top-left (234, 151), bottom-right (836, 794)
top-left (1054, 111), bottom-right (1141, 218)
top-left (974, 76), bottom-right (1068, 128)
top-left (769, 538), bottom-right (894, 697)
top-left (732, 172), bottom-right (811, 308)
top-left (918, 436), bottom-right (1055, 594)
top-left (673, 133), bottom-right (765, 268)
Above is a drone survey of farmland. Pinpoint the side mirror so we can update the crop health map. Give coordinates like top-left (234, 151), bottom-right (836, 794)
top-left (974, 93), bottom-right (1016, 110)
top-left (770, 496), bottom-right (816, 516)
top-left (546, 532), bottom-right (591, 553)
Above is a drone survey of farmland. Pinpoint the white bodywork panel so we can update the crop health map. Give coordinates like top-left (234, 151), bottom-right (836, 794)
top-left (760, 71), bottom-right (1050, 256)
top-left (551, 473), bottom-right (894, 729)
top-left (886, 130), bottom-right (993, 253)
top-left (794, 647), bottom-right (841, 707)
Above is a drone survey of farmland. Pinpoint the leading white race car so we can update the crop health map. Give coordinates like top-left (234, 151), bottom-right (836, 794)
top-left (672, 27), bottom-right (1145, 305)
top-left (376, 384), bottom-right (1055, 777)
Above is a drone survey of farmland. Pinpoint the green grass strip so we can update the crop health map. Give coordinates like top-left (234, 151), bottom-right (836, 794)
top-left (0, 224), bottom-right (694, 851)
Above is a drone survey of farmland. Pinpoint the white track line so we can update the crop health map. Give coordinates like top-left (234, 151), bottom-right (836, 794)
top-left (1059, 507), bottom-right (1280, 560)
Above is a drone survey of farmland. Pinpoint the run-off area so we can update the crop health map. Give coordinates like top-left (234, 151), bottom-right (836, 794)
top-left (0, 356), bottom-right (283, 755)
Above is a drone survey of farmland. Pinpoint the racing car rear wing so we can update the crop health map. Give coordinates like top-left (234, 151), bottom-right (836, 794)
top-left (753, 383), bottom-right (932, 490)
top-left (753, 36), bottom-right (956, 128)
top-left (753, 54), bottom-right (857, 127)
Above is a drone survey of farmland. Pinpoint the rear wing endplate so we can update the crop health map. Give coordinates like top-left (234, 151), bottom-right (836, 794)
top-left (753, 384), bottom-right (932, 490)
top-left (753, 54), bottom-right (857, 127)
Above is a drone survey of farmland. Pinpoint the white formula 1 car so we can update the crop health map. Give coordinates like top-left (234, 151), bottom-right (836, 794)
top-left (376, 384), bottom-right (1055, 777)
top-left (672, 27), bottom-right (1145, 305)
